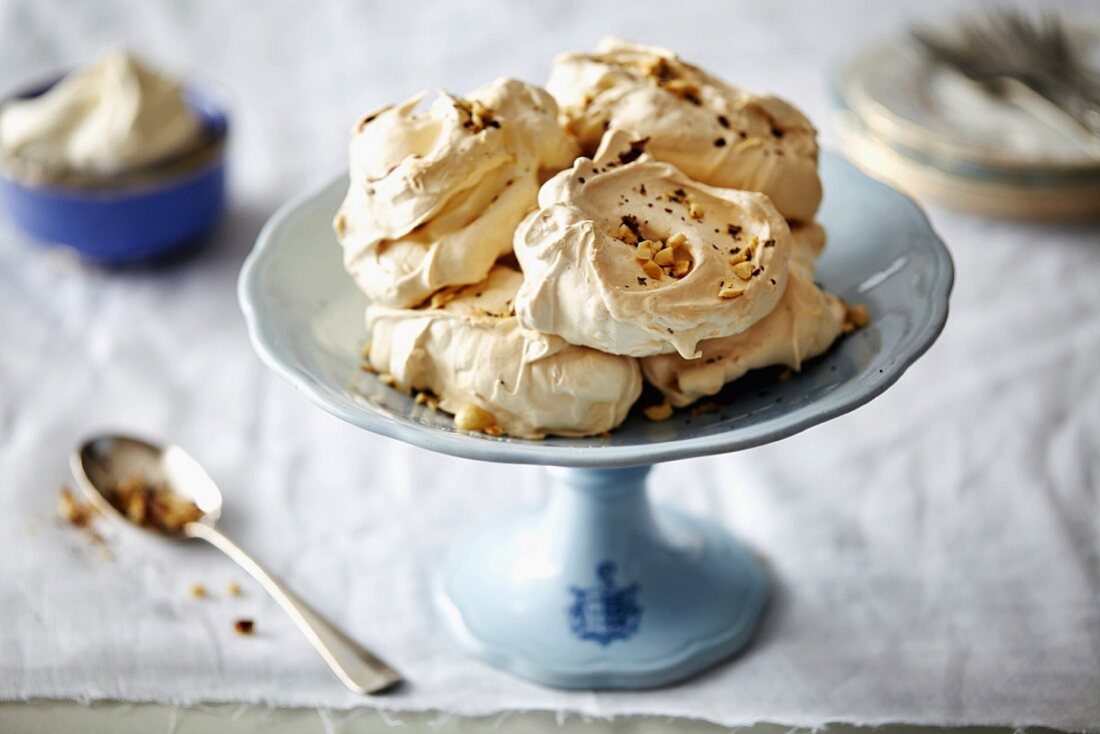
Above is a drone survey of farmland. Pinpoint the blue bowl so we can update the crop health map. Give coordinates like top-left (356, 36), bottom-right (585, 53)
top-left (0, 77), bottom-right (228, 263)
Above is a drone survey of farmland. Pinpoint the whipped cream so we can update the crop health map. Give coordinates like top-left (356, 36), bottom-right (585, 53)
top-left (365, 265), bottom-right (642, 439)
top-left (641, 225), bottom-right (846, 407)
top-left (513, 133), bottom-right (792, 359)
top-left (0, 50), bottom-right (203, 179)
top-left (548, 37), bottom-right (821, 222)
top-left (336, 78), bottom-right (578, 308)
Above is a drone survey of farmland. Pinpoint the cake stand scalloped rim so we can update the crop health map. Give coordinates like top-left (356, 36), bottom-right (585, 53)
top-left (237, 153), bottom-right (954, 468)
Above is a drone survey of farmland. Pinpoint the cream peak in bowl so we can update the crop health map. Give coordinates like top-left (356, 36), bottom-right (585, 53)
top-left (364, 265), bottom-right (642, 439)
top-left (335, 78), bottom-right (578, 308)
top-left (0, 49), bottom-right (228, 262)
top-left (548, 36), bottom-right (822, 222)
top-left (0, 49), bottom-right (205, 183)
top-left (513, 133), bottom-right (792, 359)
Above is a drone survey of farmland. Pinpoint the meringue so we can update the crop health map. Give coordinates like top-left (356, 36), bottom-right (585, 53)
top-left (641, 226), bottom-right (846, 407)
top-left (548, 37), bottom-right (822, 222)
top-left (0, 50), bottom-right (203, 179)
top-left (791, 221), bottom-right (826, 262)
top-left (336, 78), bottom-right (578, 308)
top-left (365, 265), bottom-right (642, 439)
top-left (513, 133), bottom-right (792, 359)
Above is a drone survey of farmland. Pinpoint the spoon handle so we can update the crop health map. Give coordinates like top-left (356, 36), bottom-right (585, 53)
top-left (185, 521), bottom-right (402, 695)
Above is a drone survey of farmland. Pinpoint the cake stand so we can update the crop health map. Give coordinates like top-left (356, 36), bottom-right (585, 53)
top-left (238, 152), bottom-right (953, 689)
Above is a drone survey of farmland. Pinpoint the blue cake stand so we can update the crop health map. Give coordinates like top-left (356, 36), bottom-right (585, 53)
top-left (238, 153), bottom-right (953, 689)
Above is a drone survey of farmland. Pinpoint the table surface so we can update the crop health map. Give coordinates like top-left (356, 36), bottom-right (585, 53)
top-left (0, 703), bottom-right (1070, 734)
top-left (2, 0), bottom-right (1099, 731)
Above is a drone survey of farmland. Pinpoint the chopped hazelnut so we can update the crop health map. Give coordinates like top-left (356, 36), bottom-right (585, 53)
top-left (454, 97), bottom-right (499, 133)
top-left (732, 261), bottom-right (754, 280)
top-left (470, 100), bottom-right (491, 123)
top-left (728, 252), bottom-right (747, 266)
top-left (414, 390), bottom-right (440, 410)
top-left (104, 474), bottom-right (203, 535)
top-left (643, 402), bottom-right (674, 421)
top-left (454, 404), bottom-right (498, 433)
top-left (57, 487), bottom-right (93, 528)
top-left (719, 284), bottom-right (745, 299)
top-left (646, 57), bottom-right (672, 81)
top-left (688, 202), bottom-right (704, 220)
top-left (663, 78), bottom-right (700, 99)
top-left (57, 486), bottom-right (113, 558)
top-left (641, 260), bottom-right (664, 279)
top-left (616, 224), bottom-right (639, 245)
top-left (848, 304), bottom-right (870, 328)
top-left (124, 490), bottom-right (147, 525)
top-left (672, 259), bottom-right (692, 277)
top-left (653, 247), bottom-right (676, 266)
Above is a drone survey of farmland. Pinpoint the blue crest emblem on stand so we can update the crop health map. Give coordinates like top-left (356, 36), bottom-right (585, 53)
top-left (568, 561), bottom-right (642, 645)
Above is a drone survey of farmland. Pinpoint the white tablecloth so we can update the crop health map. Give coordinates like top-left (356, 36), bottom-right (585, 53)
top-left (2, 0), bottom-right (1099, 729)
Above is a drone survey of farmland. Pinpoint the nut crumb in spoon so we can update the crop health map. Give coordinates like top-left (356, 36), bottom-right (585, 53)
top-left (104, 473), bottom-right (203, 535)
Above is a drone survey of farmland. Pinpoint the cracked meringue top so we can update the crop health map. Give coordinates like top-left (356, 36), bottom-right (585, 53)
top-left (336, 77), bottom-right (577, 308)
top-left (513, 133), bottom-right (792, 359)
top-left (641, 223), bottom-right (847, 407)
top-left (0, 50), bottom-right (204, 181)
top-left (548, 37), bottom-right (822, 222)
top-left (365, 265), bottom-right (642, 439)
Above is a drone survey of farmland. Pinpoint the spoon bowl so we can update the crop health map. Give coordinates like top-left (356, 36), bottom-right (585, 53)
top-left (73, 435), bottom-right (222, 537)
top-left (70, 433), bottom-right (402, 695)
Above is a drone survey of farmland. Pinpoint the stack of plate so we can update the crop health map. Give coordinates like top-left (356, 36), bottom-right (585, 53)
top-left (834, 29), bottom-right (1100, 220)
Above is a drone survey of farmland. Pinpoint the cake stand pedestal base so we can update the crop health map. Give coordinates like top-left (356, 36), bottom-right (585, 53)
top-left (434, 465), bottom-right (770, 689)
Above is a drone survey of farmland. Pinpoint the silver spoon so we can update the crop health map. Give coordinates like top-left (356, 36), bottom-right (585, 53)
top-left (71, 434), bottom-right (402, 695)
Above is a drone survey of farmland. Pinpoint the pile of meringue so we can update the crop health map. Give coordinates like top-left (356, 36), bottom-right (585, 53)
top-left (336, 38), bottom-right (866, 440)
